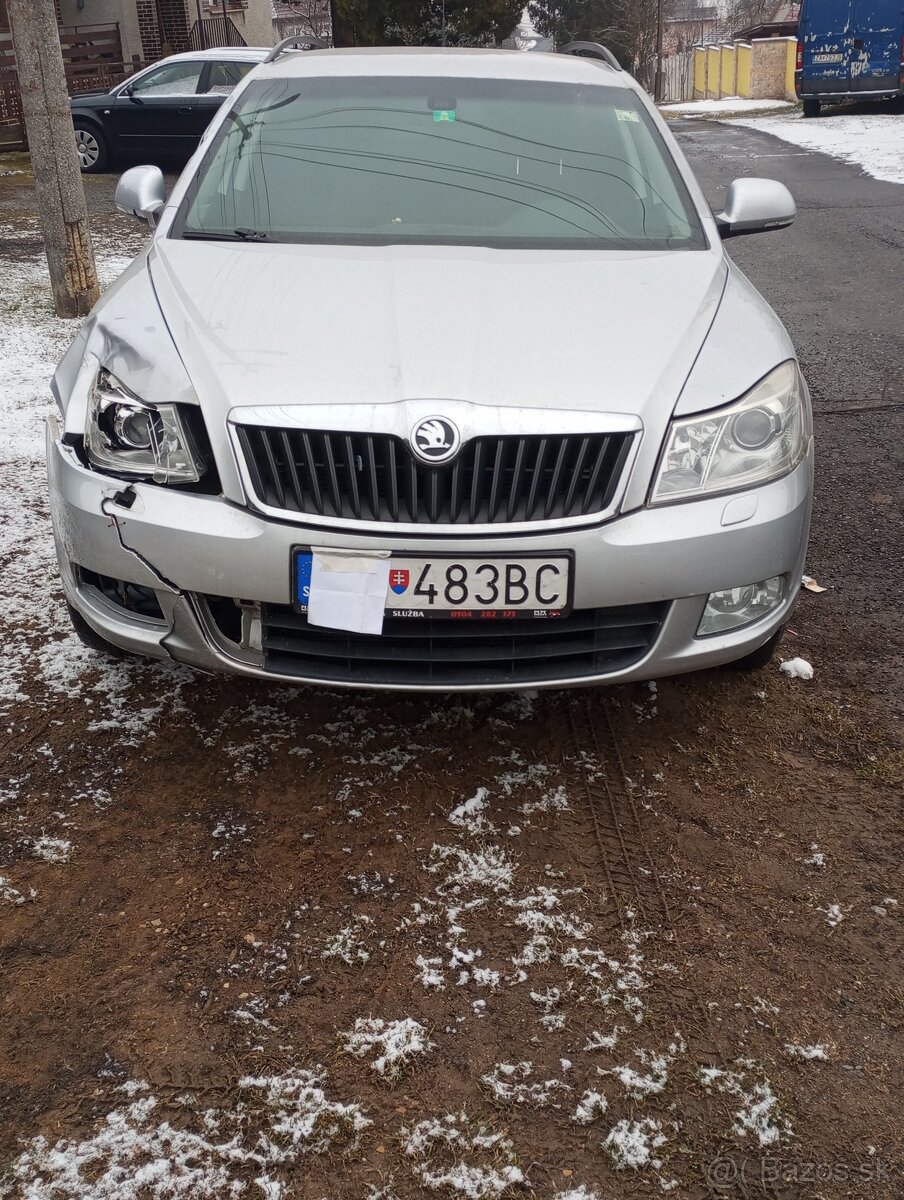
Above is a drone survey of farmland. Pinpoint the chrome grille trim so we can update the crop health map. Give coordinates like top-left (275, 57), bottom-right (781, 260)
top-left (229, 402), bottom-right (641, 533)
top-left (237, 427), bottom-right (635, 526)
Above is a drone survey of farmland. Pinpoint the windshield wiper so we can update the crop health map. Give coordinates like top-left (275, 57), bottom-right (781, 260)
top-left (181, 228), bottom-right (272, 242)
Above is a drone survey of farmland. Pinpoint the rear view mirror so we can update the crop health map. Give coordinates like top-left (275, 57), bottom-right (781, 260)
top-left (715, 178), bottom-right (796, 238)
top-left (115, 165), bottom-right (166, 226)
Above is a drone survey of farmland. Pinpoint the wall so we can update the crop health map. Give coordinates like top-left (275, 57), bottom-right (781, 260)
top-left (693, 45), bottom-right (707, 98)
top-left (663, 18), bottom-right (718, 56)
top-left (750, 35), bottom-right (796, 100)
top-left (719, 43), bottom-right (735, 95)
top-left (735, 42), bottom-right (751, 97)
top-left (706, 44), bottom-right (720, 98)
top-left (227, 0), bottom-right (274, 46)
top-left (782, 34), bottom-right (797, 97)
top-left (133, 0), bottom-right (191, 58)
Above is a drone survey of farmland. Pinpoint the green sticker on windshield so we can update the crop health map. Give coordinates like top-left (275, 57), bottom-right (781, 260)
top-left (615, 108), bottom-right (640, 123)
top-left (433, 109), bottom-right (456, 122)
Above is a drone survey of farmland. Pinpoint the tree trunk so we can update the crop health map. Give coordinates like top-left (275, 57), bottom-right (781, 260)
top-left (329, 0), bottom-right (356, 46)
top-left (7, 0), bottom-right (100, 318)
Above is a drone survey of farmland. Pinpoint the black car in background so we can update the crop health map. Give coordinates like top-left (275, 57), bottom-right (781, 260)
top-left (69, 47), bottom-right (268, 173)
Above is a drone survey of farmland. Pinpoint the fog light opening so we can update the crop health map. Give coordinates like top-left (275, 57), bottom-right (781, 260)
top-left (697, 575), bottom-right (785, 637)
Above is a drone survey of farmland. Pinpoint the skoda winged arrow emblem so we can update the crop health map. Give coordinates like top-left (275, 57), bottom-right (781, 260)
top-left (410, 416), bottom-right (460, 465)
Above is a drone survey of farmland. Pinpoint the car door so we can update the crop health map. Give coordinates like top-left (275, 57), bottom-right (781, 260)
top-left (847, 0), bottom-right (901, 93)
top-left (193, 59), bottom-right (257, 133)
top-left (111, 59), bottom-right (205, 154)
top-left (800, 0), bottom-right (849, 92)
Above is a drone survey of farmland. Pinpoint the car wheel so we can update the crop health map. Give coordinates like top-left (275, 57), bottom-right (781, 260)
top-left (74, 123), bottom-right (108, 173)
top-left (725, 626), bottom-right (786, 672)
top-left (802, 99), bottom-right (821, 119)
top-left (66, 602), bottom-right (128, 658)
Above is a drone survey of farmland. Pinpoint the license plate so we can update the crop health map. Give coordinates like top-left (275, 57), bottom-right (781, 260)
top-left (293, 551), bottom-right (572, 618)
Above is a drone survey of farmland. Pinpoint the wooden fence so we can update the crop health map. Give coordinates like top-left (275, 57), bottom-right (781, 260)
top-left (0, 23), bottom-right (147, 150)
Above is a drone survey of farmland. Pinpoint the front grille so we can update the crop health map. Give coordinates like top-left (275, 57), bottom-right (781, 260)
top-left (236, 427), bottom-right (634, 525)
top-left (260, 603), bottom-right (667, 686)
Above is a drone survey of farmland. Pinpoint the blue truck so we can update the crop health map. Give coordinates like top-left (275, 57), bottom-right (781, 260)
top-left (796, 0), bottom-right (904, 116)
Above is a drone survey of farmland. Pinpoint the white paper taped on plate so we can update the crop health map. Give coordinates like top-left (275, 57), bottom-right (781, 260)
top-left (307, 548), bottom-right (391, 636)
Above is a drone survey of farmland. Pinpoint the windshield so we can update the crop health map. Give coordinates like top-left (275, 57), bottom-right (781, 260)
top-left (174, 74), bottom-right (706, 250)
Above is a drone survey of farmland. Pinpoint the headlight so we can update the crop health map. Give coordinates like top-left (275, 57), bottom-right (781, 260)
top-left (650, 361), bottom-right (809, 505)
top-left (85, 368), bottom-right (203, 483)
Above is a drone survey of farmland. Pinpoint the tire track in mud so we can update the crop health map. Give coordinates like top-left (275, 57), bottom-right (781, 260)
top-left (567, 695), bottom-right (672, 931)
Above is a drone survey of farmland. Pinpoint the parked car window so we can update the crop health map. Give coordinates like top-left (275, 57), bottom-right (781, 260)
top-left (176, 76), bottom-right (706, 250)
top-left (202, 60), bottom-right (255, 95)
top-left (128, 61), bottom-right (204, 98)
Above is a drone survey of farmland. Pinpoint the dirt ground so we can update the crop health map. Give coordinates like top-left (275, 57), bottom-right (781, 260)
top-left (0, 147), bottom-right (902, 1200)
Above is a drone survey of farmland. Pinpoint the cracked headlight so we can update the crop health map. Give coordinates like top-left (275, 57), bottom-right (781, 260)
top-left (85, 368), bottom-right (203, 483)
top-left (650, 361), bottom-right (809, 505)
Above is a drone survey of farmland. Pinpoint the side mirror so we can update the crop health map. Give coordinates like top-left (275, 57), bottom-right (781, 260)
top-left (115, 165), bottom-right (165, 226)
top-left (715, 178), bottom-right (796, 238)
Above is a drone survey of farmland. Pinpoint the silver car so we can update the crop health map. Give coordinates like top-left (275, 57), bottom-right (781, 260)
top-left (47, 43), bottom-right (813, 691)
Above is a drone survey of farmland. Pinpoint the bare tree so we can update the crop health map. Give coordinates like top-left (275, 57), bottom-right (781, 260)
top-left (724, 0), bottom-right (779, 35)
top-left (7, 0), bottom-right (99, 318)
top-left (276, 0), bottom-right (333, 41)
top-left (613, 0), bottom-right (660, 89)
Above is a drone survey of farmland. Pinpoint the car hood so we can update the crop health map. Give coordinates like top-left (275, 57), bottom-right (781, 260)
top-left (70, 91), bottom-right (112, 105)
top-left (150, 240), bottom-right (727, 429)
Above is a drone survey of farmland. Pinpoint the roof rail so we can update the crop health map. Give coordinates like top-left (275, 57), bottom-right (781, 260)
top-left (558, 41), bottom-right (622, 71)
top-left (264, 34), bottom-right (329, 64)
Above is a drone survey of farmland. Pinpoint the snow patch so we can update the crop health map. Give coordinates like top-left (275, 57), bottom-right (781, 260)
top-left (804, 843), bottom-right (826, 868)
top-left (664, 97), bottom-right (794, 116)
top-left (698, 1063), bottom-right (791, 1146)
top-left (573, 1089), bottom-right (608, 1125)
top-left (448, 788), bottom-right (492, 833)
top-left (402, 1113), bottom-right (523, 1198)
top-left (30, 836), bottom-right (73, 863)
top-left (481, 1061), bottom-right (570, 1107)
top-left (603, 1035), bottom-right (684, 1099)
top-left (603, 1117), bottom-right (667, 1170)
top-left (341, 1017), bottom-right (434, 1079)
top-left (415, 955), bottom-right (446, 990)
top-left (429, 843), bottom-right (514, 893)
top-left (0, 875), bottom-right (36, 905)
top-left (818, 903), bottom-right (847, 928)
top-left (5, 1071), bottom-right (368, 1198)
top-left (321, 916), bottom-right (371, 965)
top-left (729, 112), bottom-right (904, 187)
top-left (780, 657), bottom-right (814, 680)
top-left (784, 1042), bottom-right (828, 1060)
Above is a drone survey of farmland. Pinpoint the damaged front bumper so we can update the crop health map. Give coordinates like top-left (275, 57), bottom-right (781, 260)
top-left (47, 415), bottom-right (813, 691)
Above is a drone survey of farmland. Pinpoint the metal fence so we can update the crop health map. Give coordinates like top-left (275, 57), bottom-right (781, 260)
top-left (188, 16), bottom-right (246, 50)
top-left (661, 51), bottom-right (695, 103)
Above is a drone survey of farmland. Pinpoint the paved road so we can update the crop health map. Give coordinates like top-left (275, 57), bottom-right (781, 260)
top-left (672, 119), bottom-right (904, 710)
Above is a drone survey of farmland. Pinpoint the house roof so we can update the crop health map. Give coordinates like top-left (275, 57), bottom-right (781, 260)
top-left (665, 7), bottom-right (719, 24)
